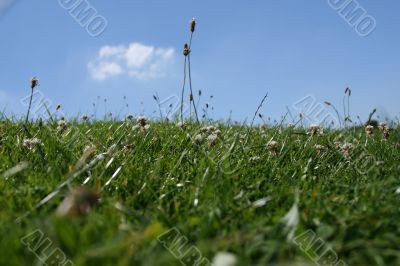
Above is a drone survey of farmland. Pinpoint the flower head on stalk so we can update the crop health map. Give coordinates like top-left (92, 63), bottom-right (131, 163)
top-left (25, 77), bottom-right (39, 125)
top-left (30, 77), bottom-right (39, 89)
top-left (190, 18), bottom-right (196, 32)
top-left (183, 43), bottom-right (190, 56)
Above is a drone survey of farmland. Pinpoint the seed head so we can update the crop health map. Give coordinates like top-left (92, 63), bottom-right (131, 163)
top-left (183, 43), bottom-right (190, 56)
top-left (189, 93), bottom-right (193, 102)
top-left (30, 77), bottom-right (39, 89)
top-left (190, 18), bottom-right (196, 32)
top-left (126, 114), bottom-right (134, 120)
top-left (81, 115), bottom-right (88, 121)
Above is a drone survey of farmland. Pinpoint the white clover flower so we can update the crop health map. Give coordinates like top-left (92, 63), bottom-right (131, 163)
top-left (23, 138), bottom-right (42, 151)
top-left (200, 126), bottom-right (209, 134)
top-left (267, 140), bottom-right (279, 156)
top-left (309, 124), bottom-right (321, 136)
top-left (207, 133), bottom-right (218, 147)
top-left (57, 119), bottom-right (67, 132)
top-left (57, 119), bottom-right (67, 127)
top-left (314, 144), bottom-right (326, 155)
top-left (287, 123), bottom-right (295, 128)
top-left (259, 124), bottom-right (268, 130)
top-left (314, 144), bottom-right (325, 150)
top-left (365, 125), bottom-right (374, 136)
top-left (340, 143), bottom-right (354, 157)
top-left (378, 122), bottom-right (390, 139)
top-left (200, 126), bottom-right (218, 136)
top-left (193, 134), bottom-right (203, 145)
top-left (379, 122), bottom-right (388, 129)
top-left (176, 122), bottom-right (186, 129)
top-left (131, 116), bottom-right (150, 133)
top-left (136, 116), bottom-right (147, 126)
top-left (143, 124), bottom-right (151, 132)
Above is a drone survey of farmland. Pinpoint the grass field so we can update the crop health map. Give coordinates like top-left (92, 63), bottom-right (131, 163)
top-left (0, 118), bottom-right (399, 265)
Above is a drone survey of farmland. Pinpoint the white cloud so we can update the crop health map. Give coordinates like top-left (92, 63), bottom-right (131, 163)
top-left (88, 62), bottom-right (122, 81)
top-left (88, 42), bottom-right (175, 81)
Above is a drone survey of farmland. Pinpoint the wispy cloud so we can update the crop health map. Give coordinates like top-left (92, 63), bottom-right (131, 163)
top-left (0, 0), bottom-right (15, 15)
top-left (88, 42), bottom-right (175, 81)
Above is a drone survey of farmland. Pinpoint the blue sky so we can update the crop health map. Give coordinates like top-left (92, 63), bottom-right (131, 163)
top-left (0, 0), bottom-right (399, 123)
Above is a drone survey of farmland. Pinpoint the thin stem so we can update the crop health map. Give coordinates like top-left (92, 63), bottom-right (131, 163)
top-left (189, 31), bottom-right (194, 48)
top-left (250, 93), bottom-right (268, 128)
top-left (187, 54), bottom-right (199, 123)
top-left (180, 57), bottom-right (187, 124)
top-left (327, 104), bottom-right (343, 128)
top-left (187, 31), bottom-right (199, 123)
top-left (25, 88), bottom-right (34, 125)
top-left (155, 92), bottom-right (164, 121)
top-left (343, 95), bottom-right (346, 129)
top-left (189, 99), bottom-right (192, 120)
top-left (347, 93), bottom-right (350, 124)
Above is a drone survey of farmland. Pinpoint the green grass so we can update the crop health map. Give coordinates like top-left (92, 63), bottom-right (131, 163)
top-left (0, 119), bottom-right (399, 265)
